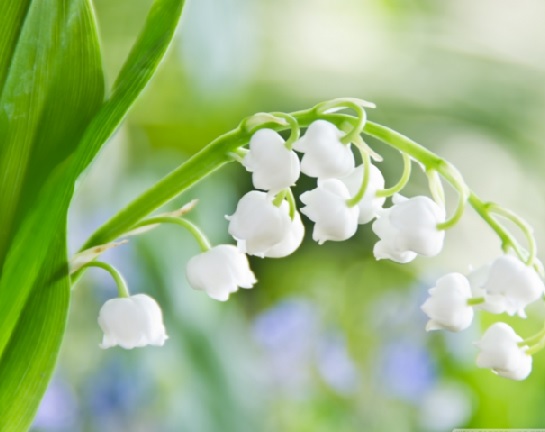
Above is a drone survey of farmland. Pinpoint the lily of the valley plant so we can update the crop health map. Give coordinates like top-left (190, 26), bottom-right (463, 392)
top-left (1, 0), bottom-right (544, 429)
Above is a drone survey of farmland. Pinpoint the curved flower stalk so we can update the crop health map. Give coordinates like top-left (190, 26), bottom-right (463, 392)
top-left (72, 97), bottom-right (545, 382)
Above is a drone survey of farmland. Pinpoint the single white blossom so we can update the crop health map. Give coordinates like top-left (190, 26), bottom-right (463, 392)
top-left (227, 191), bottom-right (292, 256)
top-left (476, 322), bottom-right (532, 381)
top-left (300, 179), bottom-right (359, 244)
top-left (186, 244), bottom-right (256, 301)
top-left (340, 163), bottom-right (385, 224)
top-left (264, 211), bottom-right (305, 258)
top-left (421, 273), bottom-right (474, 332)
top-left (98, 294), bottom-right (167, 349)
top-left (293, 120), bottom-right (354, 179)
top-left (372, 195), bottom-right (445, 263)
top-left (243, 128), bottom-right (300, 194)
top-left (478, 255), bottom-right (544, 318)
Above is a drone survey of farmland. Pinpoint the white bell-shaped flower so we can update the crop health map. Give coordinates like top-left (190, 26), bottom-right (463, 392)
top-left (421, 273), bottom-right (474, 332)
top-left (98, 294), bottom-right (168, 349)
top-left (264, 211), bottom-right (305, 258)
top-left (227, 190), bottom-right (291, 256)
top-left (372, 195), bottom-right (445, 263)
top-left (340, 163), bottom-right (385, 224)
top-left (186, 244), bottom-right (256, 301)
top-left (476, 322), bottom-right (532, 381)
top-left (300, 179), bottom-right (359, 244)
top-left (479, 255), bottom-right (544, 318)
top-left (293, 120), bottom-right (354, 179)
top-left (243, 128), bottom-right (300, 194)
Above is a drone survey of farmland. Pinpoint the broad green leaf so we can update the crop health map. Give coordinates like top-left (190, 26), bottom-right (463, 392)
top-left (72, 0), bottom-right (187, 175)
top-left (0, 0), bottom-right (187, 427)
top-left (0, 0), bottom-right (104, 263)
top-left (0, 0), bottom-right (103, 426)
top-left (0, 231), bottom-right (69, 431)
top-left (0, 1), bottom-right (32, 91)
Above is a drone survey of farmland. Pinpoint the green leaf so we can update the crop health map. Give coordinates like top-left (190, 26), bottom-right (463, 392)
top-left (0, 0), bottom-right (187, 427)
top-left (0, 1), bottom-right (32, 91)
top-left (0, 0), bottom-right (104, 263)
top-left (0, 0), bottom-right (103, 427)
top-left (72, 0), bottom-right (187, 175)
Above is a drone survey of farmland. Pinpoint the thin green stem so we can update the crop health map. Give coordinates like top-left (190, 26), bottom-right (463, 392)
top-left (270, 112), bottom-right (300, 149)
top-left (273, 190), bottom-right (287, 207)
top-left (466, 297), bottom-right (485, 306)
top-left (487, 204), bottom-right (537, 266)
top-left (375, 152), bottom-right (412, 198)
top-left (337, 103), bottom-right (366, 145)
top-left (346, 144), bottom-right (371, 208)
top-left (131, 216), bottom-right (211, 252)
top-left (521, 325), bottom-right (545, 346)
top-left (436, 182), bottom-right (467, 231)
top-left (286, 188), bottom-right (297, 219)
top-left (526, 337), bottom-right (545, 356)
top-left (426, 170), bottom-right (445, 207)
top-left (74, 261), bottom-right (129, 298)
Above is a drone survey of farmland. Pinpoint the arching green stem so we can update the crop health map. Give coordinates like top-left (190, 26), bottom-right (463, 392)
top-left (375, 152), bottom-right (412, 198)
top-left (78, 105), bottom-right (543, 283)
top-left (487, 204), bottom-right (537, 267)
top-left (346, 143), bottom-right (371, 208)
top-left (316, 99), bottom-right (367, 145)
top-left (131, 216), bottom-right (211, 252)
top-left (74, 261), bottom-right (129, 298)
top-left (270, 112), bottom-right (300, 149)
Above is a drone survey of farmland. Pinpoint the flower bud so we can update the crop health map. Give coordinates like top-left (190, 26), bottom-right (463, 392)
top-left (476, 322), bottom-right (532, 381)
top-left (243, 129), bottom-right (300, 194)
top-left (186, 245), bottom-right (256, 301)
top-left (264, 211), bottom-right (305, 258)
top-left (293, 120), bottom-right (354, 179)
top-left (227, 191), bottom-right (292, 256)
top-left (421, 273), bottom-right (474, 332)
top-left (477, 255), bottom-right (544, 318)
top-left (98, 294), bottom-right (168, 349)
top-left (372, 195), bottom-right (445, 263)
top-left (340, 163), bottom-right (385, 224)
top-left (300, 179), bottom-right (359, 244)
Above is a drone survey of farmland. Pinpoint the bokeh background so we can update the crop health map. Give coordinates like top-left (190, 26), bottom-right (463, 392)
top-left (31, 0), bottom-right (545, 431)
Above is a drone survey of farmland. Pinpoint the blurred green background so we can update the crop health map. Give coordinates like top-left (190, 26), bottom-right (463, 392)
top-left (31, 0), bottom-right (545, 431)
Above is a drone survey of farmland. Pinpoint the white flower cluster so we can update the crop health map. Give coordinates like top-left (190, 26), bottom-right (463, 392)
top-left (421, 255), bottom-right (544, 380)
top-left (92, 105), bottom-right (545, 381)
top-left (183, 118), bottom-right (453, 304)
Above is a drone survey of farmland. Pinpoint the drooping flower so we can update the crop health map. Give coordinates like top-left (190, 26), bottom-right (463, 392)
top-left (227, 190), bottom-right (292, 256)
top-left (372, 195), bottom-right (445, 263)
top-left (478, 255), bottom-right (544, 318)
top-left (340, 163), bottom-right (385, 224)
top-left (476, 322), bottom-right (532, 381)
top-left (98, 294), bottom-right (168, 349)
top-left (293, 120), bottom-right (354, 179)
top-left (186, 244), bottom-right (256, 301)
top-left (264, 211), bottom-right (305, 258)
top-left (243, 128), bottom-right (300, 194)
top-left (421, 273), bottom-right (474, 332)
top-left (300, 179), bottom-right (359, 244)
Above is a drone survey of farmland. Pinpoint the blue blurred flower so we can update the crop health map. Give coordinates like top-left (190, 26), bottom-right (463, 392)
top-left (316, 332), bottom-right (359, 395)
top-left (33, 378), bottom-right (78, 431)
top-left (252, 299), bottom-right (318, 395)
top-left (378, 341), bottom-right (436, 402)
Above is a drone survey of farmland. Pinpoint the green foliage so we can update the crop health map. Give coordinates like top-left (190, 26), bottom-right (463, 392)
top-left (0, 0), bottom-right (185, 429)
